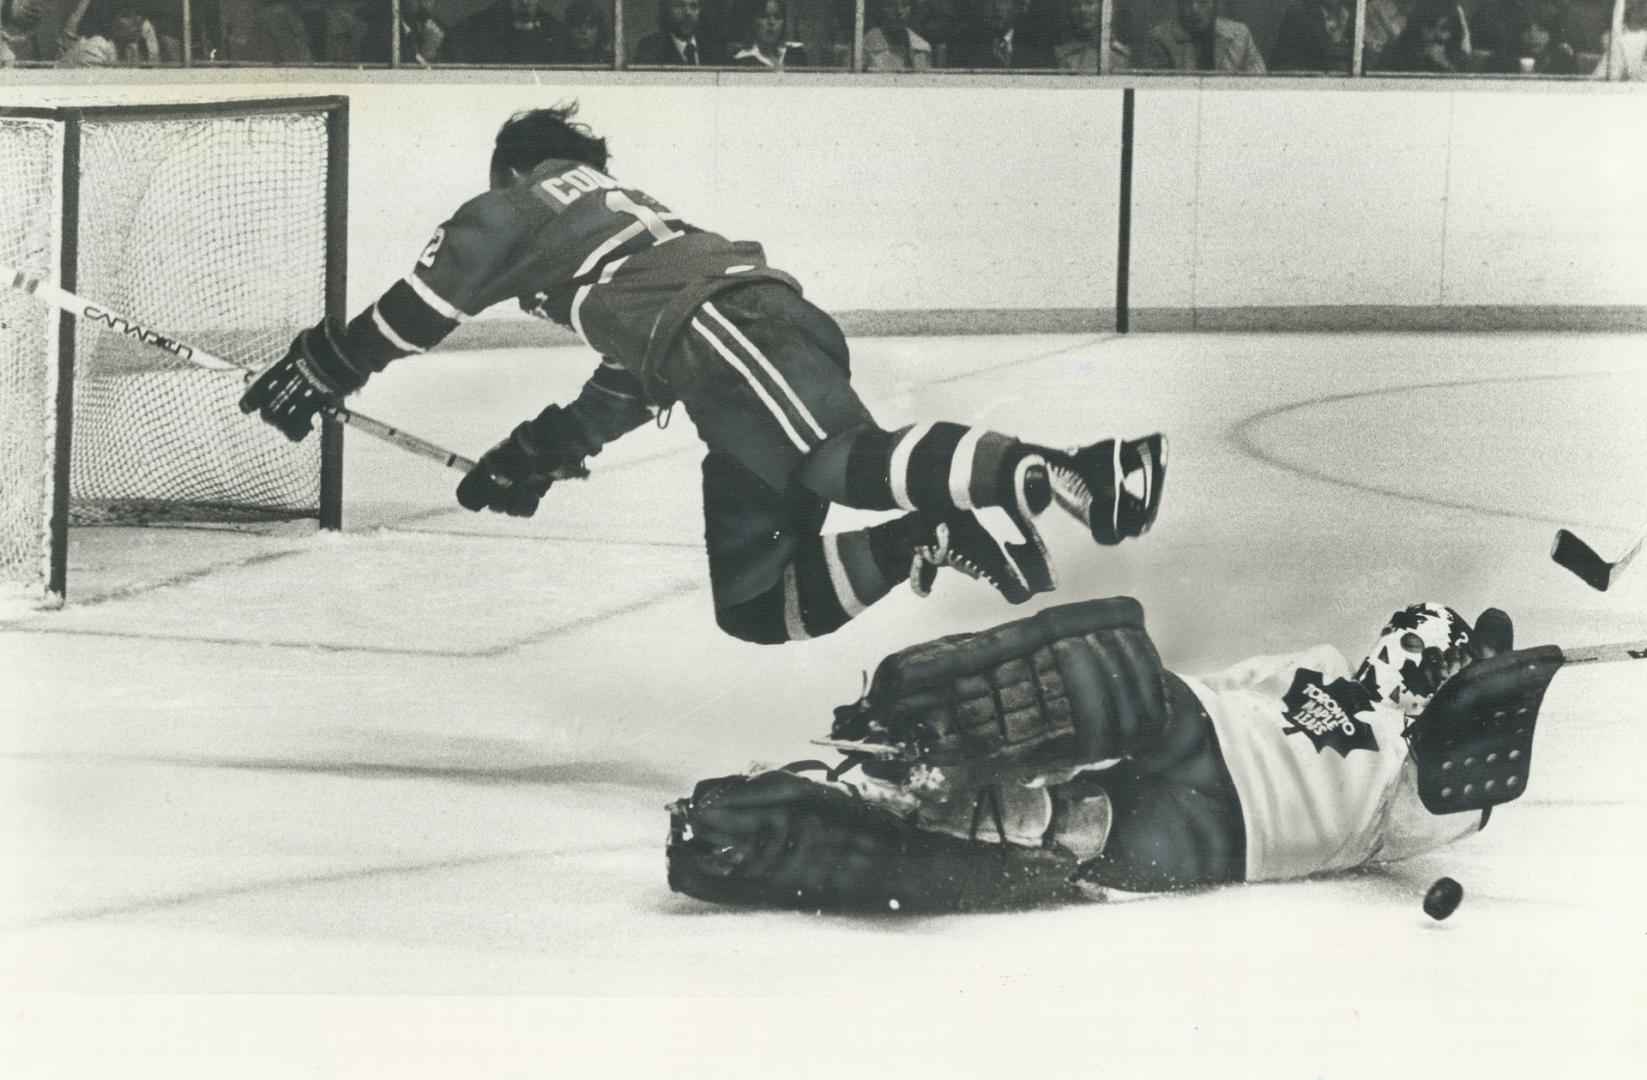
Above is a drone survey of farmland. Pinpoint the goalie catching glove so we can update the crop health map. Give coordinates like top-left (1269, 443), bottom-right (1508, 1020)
top-left (455, 404), bottom-right (591, 518)
top-left (239, 320), bottom-right (370, 442)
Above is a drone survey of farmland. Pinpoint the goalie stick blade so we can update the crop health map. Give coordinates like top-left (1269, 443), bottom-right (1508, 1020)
top-left (1551, 528), bottom-right (1621, 592)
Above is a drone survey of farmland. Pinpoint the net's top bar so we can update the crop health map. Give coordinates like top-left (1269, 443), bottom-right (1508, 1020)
top-left (0, 107), bottom-right (64, 121)
top-left (0, 97), bottom-right (348, 123)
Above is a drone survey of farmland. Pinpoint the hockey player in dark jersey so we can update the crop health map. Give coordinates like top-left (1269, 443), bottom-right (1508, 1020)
top-left (241, 104), bottom-right (1167, 645)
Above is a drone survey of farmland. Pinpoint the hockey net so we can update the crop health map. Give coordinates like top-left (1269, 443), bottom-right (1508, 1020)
top-left (0, 117), bottom-right (65, 603)
top-left (0, 100), bottom-right (343, 604)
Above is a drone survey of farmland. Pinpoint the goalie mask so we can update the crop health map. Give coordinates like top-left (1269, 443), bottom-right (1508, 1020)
top-left (1355, 602), bottom-right (1474, 717)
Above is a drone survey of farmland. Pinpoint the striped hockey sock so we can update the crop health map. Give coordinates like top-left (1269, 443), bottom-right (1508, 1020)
top-left (836, 423), bottom-right (1039, 514)
top-left (716, 515), bottom-right (932, 644)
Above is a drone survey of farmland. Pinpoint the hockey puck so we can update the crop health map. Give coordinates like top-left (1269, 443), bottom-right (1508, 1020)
top-left (1423, 876), bottom-right (1463, 920)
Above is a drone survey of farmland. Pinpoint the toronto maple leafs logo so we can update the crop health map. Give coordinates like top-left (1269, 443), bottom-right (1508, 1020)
top-left (1280, 668), bottom-right (1379, 757)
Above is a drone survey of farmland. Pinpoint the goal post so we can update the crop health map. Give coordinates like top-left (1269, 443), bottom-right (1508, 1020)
top-left (0, 96), bottom-right (348, 607)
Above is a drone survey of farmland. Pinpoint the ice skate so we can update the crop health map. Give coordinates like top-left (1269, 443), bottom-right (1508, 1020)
top-left (1045, 433), bottom-right (1167, 546)
top-left (910, 501), bottom-right (1055, 605)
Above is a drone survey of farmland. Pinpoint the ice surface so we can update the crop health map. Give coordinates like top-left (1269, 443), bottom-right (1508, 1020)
top-left (2, 331), bottom-right (1644, 1077)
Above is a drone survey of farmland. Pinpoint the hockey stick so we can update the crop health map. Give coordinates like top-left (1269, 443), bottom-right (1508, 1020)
top-left (1551, 527), bottom-right (1644, 593)
top-left (3, 263), bottom-right (479, 473)
top-left (1554, 637), bottom-right (1647, 665)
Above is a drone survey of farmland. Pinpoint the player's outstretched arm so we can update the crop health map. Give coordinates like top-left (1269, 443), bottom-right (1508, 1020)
top-left (242, 186), bottom-right (522, 444)
top-left (454, 359), bottom-right (653, 518)
top-left (456, 405), bottom-right (591, 518)
top-left (566, 358), bottom-right (658, 449)
top-left (240, 270), bottom-right (468, 442)
top-left (238, 319), bottom-right (372, 442)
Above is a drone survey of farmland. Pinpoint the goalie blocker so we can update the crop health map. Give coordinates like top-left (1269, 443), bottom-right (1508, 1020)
top-left (668, 597), bottom-right (1573, 912)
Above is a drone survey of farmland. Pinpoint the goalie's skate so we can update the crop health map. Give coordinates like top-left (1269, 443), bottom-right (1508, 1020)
top-left (910, 501), bottom-right (1055, 606)
top-left (1046, 433), bottom-right (1167, 546)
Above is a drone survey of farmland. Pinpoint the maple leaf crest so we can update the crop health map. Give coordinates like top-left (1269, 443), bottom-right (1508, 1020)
top-left (1279, 668), bottom-right (1379, 757)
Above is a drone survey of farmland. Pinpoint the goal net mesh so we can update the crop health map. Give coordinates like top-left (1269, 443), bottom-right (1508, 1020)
top-left (0, 104), bottom-right (335, 600)
top-left (71, 111), bottom-right (329, 523)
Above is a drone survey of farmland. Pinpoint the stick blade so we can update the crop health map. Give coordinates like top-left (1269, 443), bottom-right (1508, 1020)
top-left (1551, 528), bottom-right (1613, 591)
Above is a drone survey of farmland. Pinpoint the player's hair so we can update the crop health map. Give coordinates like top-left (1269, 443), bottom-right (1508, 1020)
top-left (491, 104), bottom-right (610, 182)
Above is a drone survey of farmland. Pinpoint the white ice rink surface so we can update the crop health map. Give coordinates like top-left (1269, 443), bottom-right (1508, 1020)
top-left (3, 331), bottom-right (1646, 1078)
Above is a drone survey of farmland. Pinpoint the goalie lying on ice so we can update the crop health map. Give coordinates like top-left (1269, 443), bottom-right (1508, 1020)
top-left (666, 596), bottom-right (1547, 911)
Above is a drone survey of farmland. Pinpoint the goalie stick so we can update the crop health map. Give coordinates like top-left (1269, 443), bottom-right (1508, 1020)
top-left (1551, 526), bottom-right (1644, 593)
top-left (1555, 636), bottom-right (1647, 665)
top-left (3, 263), bottom-right (480, 474)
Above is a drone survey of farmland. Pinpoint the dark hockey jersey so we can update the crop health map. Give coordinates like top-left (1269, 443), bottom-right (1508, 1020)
top-left (333, 157), bottom-right (800, 404)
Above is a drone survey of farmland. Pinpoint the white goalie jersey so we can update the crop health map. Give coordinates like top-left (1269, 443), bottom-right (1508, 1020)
top-left (1185, 644), bottom-right (1487, 883)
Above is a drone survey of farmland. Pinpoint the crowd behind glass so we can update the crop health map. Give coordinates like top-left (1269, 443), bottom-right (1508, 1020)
top-left (2, 0), bottom-right (1643, 76)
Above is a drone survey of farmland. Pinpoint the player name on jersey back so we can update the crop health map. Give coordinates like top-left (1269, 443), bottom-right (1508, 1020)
top-left (536, 164), bottom-right (622, 207)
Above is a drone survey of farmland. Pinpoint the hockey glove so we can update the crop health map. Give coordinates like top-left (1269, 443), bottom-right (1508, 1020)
top-left (455, 404), bottom-right (591, 518)
top-left (239, 320), bottom-right (370, 442)
top-left (666, 766), bottom-right (1084, 913)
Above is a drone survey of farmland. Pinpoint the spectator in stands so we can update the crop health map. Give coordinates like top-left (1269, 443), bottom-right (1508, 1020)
top-left (1270, 0), bottom-right (1354, 71)
top-left (1593, 0), bottom-right (1647, 78)
top-left (140, 0), bottom-right (185, 51)
top-left (862, 0), bottom-right (933, 68)
top-left (1143, 0), bottom-right (1265, 71)
top-left (1361, 0), bottom-right (1408, 68)
top-left (1054, 0), bottom-right (1132, 70)
top-left (812, 0), bottom-right (854, 64)
top-left (914, 0), bottom-right (960, 65)
top-left (1054, 0), bottom-right (1099, 69)
top-left (364, 0), bottom-right (447, 65)
top-left (1015, 0), bottom-right (1070, 66)
top-left (946, 0), bottom-right (1026, 66)
top-left (548, 0), bottom-right (613, 64)
top-left (1480, 0), bottom-right (1582, 72)
top-left (447, 0), bottom-right (559, 64)
top-left (633, 0), bottom-right (724, 63)
top-left (229, 0), bottom-right (311, 62)
top-left (58, 0), bottom-right (180, 65)
top-left (5, 0), bottom-right (55, 63)
top-left (730, 0), bottom-right (809, 67)
top-left (302, 0), bottom-right (369, 61)
top-left (230, 0), bottom-right (369, 63)
top-left (1378, 0), bottom-right (1470, 70)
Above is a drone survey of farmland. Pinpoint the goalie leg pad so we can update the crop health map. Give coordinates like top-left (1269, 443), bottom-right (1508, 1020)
top-left (829, 597), bottom-right (1172, 781)
top-left (667, 769), bottom-right (1084, 913)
